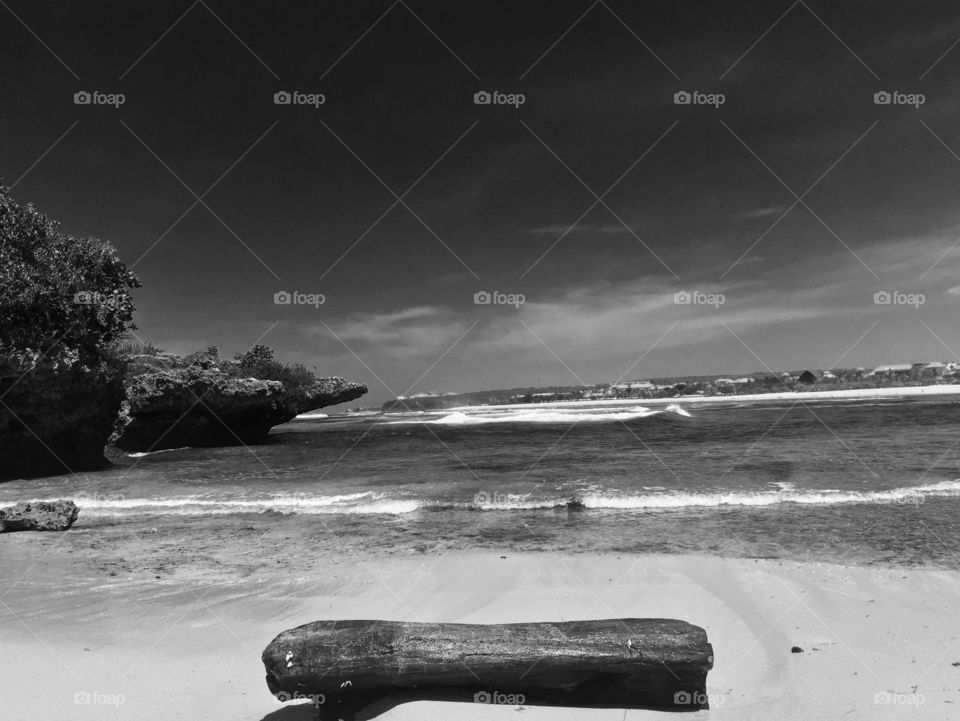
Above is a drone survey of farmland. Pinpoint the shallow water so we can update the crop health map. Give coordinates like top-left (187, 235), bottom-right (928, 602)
top-left (4, 398), bottom-right (960, 568)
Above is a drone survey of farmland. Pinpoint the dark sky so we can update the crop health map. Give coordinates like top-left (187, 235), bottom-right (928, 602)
top-left (3, 1), bottom-right (960, 405)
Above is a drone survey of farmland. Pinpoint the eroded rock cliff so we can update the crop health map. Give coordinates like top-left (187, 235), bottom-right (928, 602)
top-left (111, 353), bottom-right (366, 452)
top-left (0, 356), bottom-right (126, 480)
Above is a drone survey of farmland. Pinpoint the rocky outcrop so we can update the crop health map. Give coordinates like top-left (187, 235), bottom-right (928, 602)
top-left (0, 500), bottom-right (79, 531)
top-left (111, 353), bottom-right (366, 452)
top-left (0, 359), bottom-right (126, 480)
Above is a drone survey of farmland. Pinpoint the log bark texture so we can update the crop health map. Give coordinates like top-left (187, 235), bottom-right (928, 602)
top-left (263, 618), bottom-right (713, 719)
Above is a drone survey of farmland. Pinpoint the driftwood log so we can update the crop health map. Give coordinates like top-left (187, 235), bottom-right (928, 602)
top-left (263, 619), bottom-right (714, 719)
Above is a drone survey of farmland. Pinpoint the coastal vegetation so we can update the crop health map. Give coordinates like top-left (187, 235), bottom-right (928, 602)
top-left (0, 183), bottom-right (139, 478)
top-left (232, 343), bottom-right (318, 394)
top-left (0, 185), bottom-right (366, 478)
top-left (382, 365), bottom-right (960, 411)
top-left (112, 344), bottom-right (366, 451)
top-left (0, 182), bottom-right (140, 371)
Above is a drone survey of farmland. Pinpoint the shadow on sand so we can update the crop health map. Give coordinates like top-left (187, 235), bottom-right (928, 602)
top-left (258, 704), bottom-right (319, 721)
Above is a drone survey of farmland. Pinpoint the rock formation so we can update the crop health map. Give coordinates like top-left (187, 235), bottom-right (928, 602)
top-left (0, 360), bottom-right (126, 480)
top-left (111, 352), bottom-right (366, 452)
top-left (0, 499), bottom-right (79, 531)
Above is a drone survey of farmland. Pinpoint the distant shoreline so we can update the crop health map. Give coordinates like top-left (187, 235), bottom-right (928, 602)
top-left (443, 383), bottom-right (960, 412)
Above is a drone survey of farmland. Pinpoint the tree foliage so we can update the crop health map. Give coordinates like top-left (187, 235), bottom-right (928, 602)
top-left (235, 344), bottom-right (275, 368)
top-left (233, 344), bottom-right (315, 392)
top-left (0, 183), bottom-right (140, 365)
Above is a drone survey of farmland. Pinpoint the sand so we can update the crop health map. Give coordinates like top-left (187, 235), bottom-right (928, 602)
top-left (2, 546), bottom-right (959, 720)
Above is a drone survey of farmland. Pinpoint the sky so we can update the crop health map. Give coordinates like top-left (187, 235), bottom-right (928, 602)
top-left (3, 0), bottom-right (960, 407)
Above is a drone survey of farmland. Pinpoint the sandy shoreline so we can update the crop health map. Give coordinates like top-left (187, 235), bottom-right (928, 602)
top-left (2, 549), bottom-right (958, 720)
top-left (439, 384), bottom-right (960, 412)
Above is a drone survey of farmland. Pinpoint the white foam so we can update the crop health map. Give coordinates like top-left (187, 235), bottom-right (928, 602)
top-left (473, 493), bottom-right (570, 510)
top-left (771, 481), bottom-right (796, 491)
top-left (399, 404), bottom-right (681, 426)
top-left (580, 479), bottom-right (960, 510)
top-left (57, 491), bottom-right (420, 516)
top-left (125, 447), bottom-right (190, 458)
top-left (33, 479), bottom-right (960, 519)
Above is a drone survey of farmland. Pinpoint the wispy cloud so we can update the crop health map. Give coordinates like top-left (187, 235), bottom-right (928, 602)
top-left (319, 305), bottom-right (460, 350)
top-left (734, 206), bottom-right (788, 220)
top-left (528, 223), bottom-right (630, 236)
top-left (286, 231), bottom-right (960, 399)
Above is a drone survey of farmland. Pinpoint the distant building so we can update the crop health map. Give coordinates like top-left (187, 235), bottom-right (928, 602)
top-left (873, 364), bottom-right (912, 375)
top-left (797, 370), bottom-right (817, 384)
top-left (921, 361), bottom-right (947, 377)
top-left (531, 392), bottom-right (562, 401)
top-left (608, 381), bottom-right (655, 396)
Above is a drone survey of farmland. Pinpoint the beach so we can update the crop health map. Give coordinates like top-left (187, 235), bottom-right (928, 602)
top-left (2, 543), bottom-right (957, 720)
top-left (4, 1), bottom-right (959, 718)
top-left (4, 396), bottom-right (960, 719)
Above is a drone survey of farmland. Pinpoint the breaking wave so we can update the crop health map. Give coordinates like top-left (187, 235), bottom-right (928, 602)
top-left (389, 403), bottom-right (692, 426)
top-left (577, 479), bottom-right (960, 509)
top-left (58, 491), bottom-right (420, 517)
top-left (37, 480), bottom-right (960, 519)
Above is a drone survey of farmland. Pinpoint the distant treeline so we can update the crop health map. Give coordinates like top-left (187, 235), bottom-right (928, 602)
top-left (381, 366), bottom-right (959, 411)
top-left (381, 385), bottom-right (588, 412)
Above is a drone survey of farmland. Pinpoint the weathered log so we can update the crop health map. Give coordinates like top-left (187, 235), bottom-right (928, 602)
top-left (263, 619), bottom-right (714, 720)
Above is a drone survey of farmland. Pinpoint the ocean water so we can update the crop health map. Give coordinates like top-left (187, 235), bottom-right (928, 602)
top-left (5, 398), bottom-right (960, 568)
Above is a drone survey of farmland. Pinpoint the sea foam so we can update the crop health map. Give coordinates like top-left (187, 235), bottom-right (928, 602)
top-left (40, 479), bottom-right (960, 518)
top-left (578, 479), bottom-right (960, 509)
top-left (402, 404), bottom-right (690, 426)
